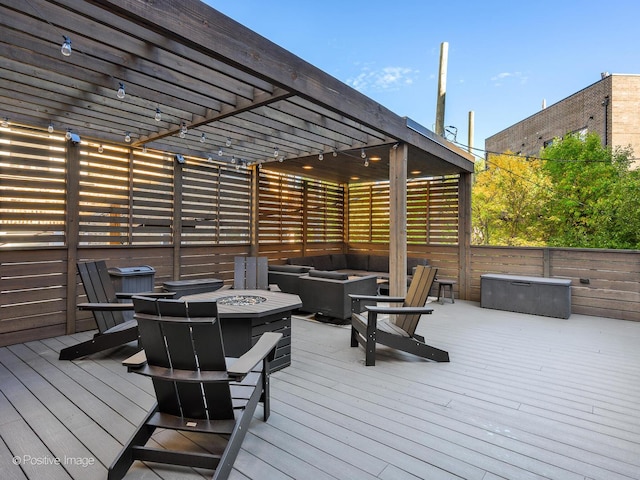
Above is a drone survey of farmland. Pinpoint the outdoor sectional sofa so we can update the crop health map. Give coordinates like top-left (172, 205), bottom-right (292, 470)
top-left (267, 254), bottom-right (430, 322)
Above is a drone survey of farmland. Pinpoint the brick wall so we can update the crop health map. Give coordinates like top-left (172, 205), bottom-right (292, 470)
top-left (486, 74), bottom-right (640, 168)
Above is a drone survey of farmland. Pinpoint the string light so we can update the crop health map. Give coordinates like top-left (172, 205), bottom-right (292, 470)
top-left (47, 122), bottom-right (54, 133)
top-left (124, 132), bottom-right (131, 143)
top-left (98, 144), bottom-right (104, 153)
top-left (65, 128), bottom-right (72, 140)
top-left (364, 158), bottom-right (369, 167)
top-left (273, 147), bottom-right (279, 158)
top-left (218, 147), bottom-right (224, 156)
top-left (200, 132), bottom-right (206, 143)
top-left (116, 82), bottom-right (125, 99)
top-left (154, 108), bottom-right (162, 121)
top-left (361, 148), bottom-right (366, 159)
top-left (318, 152), bottom-right (324, 160)
top-left (1, 117), bottom-right (8, 128)
top-left (142, 144), bottom-right (147, 153)
top-left (226, 137), bottom-right (232, 147)
top-left (231, 156), bottom-right (236, 164)
top-left (61, 36), bottom-right (72, 56)
top-left (179, 122), bottom-right (187, 138)
top-left (333, 150), bottom-right (338, 157)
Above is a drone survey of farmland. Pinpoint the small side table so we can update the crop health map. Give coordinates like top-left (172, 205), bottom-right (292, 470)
top-left (436, 279), bottom-right (456, 304)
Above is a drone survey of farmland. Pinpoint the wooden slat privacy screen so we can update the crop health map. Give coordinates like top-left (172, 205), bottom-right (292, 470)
top-left (0, 127), bottom-right (67, 247)
top-left (0, 126), bottom-right (251, 247)
top-left (348, 176), bottom-right (460, 244)
top-left (258, 170), bottom-right (344, 244)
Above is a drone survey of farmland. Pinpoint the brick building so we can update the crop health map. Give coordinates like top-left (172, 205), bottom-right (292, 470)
top-left (485, 73), bottom-right (640, 167)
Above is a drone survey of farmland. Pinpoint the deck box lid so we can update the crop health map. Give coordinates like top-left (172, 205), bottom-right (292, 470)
top-left (481, 273), bottom-right (571, 287)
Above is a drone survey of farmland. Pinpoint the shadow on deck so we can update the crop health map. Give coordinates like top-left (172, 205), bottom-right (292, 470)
top-left (1, 300), bottom-right (639, 480)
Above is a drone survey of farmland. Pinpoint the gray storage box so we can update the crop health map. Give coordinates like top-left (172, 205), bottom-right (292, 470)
top-left (162, 278), bottom-right (224, 298)
top-left (108, 265), bottom-right (155, 293)
top-left (481, 274), bottom-right (571, 319)
top-left (108, 265), bottom-right (156, 321)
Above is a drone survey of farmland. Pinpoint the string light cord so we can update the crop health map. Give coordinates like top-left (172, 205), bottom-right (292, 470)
top-left (451, 139), bottom-right (640, 165)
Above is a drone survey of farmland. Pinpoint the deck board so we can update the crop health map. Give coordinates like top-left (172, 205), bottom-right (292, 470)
top-left (0, 300), bottom-right (639, 480)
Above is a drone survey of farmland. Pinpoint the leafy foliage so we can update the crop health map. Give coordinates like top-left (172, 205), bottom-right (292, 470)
top-left (472, 132), bottom-right (640, 249)
top-left (472, 153), bottom-right (550, 245)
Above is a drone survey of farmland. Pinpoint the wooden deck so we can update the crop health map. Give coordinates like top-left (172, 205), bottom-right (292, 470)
top-left (1, 300), bottom-right (639, 480)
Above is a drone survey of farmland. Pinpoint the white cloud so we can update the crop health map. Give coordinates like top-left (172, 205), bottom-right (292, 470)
top-left (347, 66), bottom-right (418, 92)
top-left (491, 71), bottom-right (528, 87)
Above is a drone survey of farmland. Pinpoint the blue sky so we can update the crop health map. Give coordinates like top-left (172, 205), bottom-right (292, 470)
top-left (208, 1), bottom-right (639, 159)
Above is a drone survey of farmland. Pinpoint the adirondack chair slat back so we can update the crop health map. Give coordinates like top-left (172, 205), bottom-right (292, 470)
top-left (133, 297), bottom-right (234, 420)
top-left (392, 265), bottom-right (438, 336)
top-left (77, 260), bottom-right (125, 332)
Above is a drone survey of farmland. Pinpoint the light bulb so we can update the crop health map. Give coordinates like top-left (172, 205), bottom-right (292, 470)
top-left (98, 144), bottom-right (104, 153)
top-left (235, 163), bottom-right (240, 170)
top-left (273, 147), bottom-right (279, 158)
top-left (319, 153), bottom-right (324, 161)
top-left (218, 147), bottom-right (223, 156)
top-left (47, 122), bottom-right (54, 133)
top-left (154, 108), bottom-right (162, 121)
top-left (179, 131), bottom-right (185, 139)
top-left (226, 137), bottom-right (232, 147)
top-left (117, 82), bottom-right (125, 99)
top-left (124, 132), bottom-right (131, 143)
top-left (333, 150), bottom-right (338, 157)
top-left (231, 156), bottom-right (236, 164)
top-left (200, 133), bottom-right (206, 143)
top-left (361, 148), bottom-right (366, 159)
top-left (279, 156), bottom-right (284, 162)
top-left (364, 159), bottom-right (369, 167)
top-left (1, 117), bottom-right (8, 128)
top-left (61, 36), bottom-right (72, 57)
top-left (65, 129), bottom-right (72, 140)
top-left (207, 155), bottom-right (213, 162)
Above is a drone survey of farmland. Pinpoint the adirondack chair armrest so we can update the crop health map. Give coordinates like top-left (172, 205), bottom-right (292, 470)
top-left (122, 350), bottom-right (147, 368)
top-left (228, 332), bottom-right (283, 380)
top-left (115, 291), bottom-right (176, 299)
top-left (349, 294), bottom-right (406, 303)
top-left (78, 302), bottom-right (134, 311)
top-left (365, 306), bottom-right (434, 315)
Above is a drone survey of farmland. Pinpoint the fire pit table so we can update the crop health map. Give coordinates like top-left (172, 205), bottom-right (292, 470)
top-left (184, 289), bottom-right (302, 372)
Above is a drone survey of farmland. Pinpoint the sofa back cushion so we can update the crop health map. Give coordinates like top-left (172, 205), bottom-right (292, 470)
top-left (308, 269), bottom-right (349, 280)
top-left (346, 254), bottom-right (369, 271)
top-left (308, 255), bottom-right (332, 271)
top-left (269, 264), bottom-right (311, 274)
top-left (367, 255), bottom-right (389, 273)
top-left (287, 257), bottom-right (310, 266)
top-left (330, 254), bottom-right (348, 270)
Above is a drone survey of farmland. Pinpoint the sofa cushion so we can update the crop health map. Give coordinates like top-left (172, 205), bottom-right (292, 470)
top-left (367, 255), bottom-right (389, 273)
top-left (308, 270), bottom-right (349, 280)
top-left (269, 264), bottom-right (310, 274)
top-left (311, 255), bottom-right (333, 271)
top-left (287, 257), bottom-right (311, 266)
top-left (330, 254), bottom-right (348, 270)
top-left (346, 254), bottom-right (369, 271)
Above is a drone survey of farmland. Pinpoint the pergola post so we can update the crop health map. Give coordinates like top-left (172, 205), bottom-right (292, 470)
top-left (173, 161), bottom-right (183, 279)
top-left (389, 143), bottom-right (408, 296)
top-left (458, 171), bottom-right (472, 300)
top-left (250, 165), bottom-right (260, 256)
top-left (65, 139), bottom-right (81, 334)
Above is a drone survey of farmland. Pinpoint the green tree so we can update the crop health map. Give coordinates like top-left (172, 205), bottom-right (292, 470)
top-left (540, 132), bottom-right (639, 249)
top-left (472, 153), bottom-right (550, 245)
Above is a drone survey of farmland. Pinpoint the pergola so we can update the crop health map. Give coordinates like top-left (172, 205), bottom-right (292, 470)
top-left (1, 0), bottom-right (474, 294)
